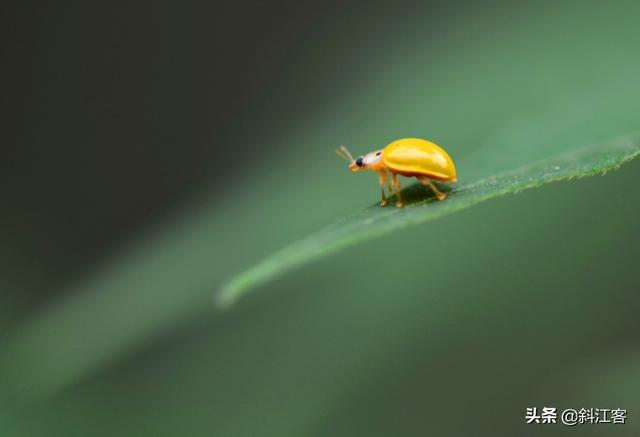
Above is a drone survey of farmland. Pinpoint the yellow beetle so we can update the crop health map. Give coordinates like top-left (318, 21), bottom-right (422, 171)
top-left (336, 137), bottom-right (457, 208)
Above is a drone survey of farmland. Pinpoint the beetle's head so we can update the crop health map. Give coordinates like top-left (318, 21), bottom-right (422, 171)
top-left (335, 146), bottom-right (381, 172)
top-left (349, 155), bottom-right (366, 172)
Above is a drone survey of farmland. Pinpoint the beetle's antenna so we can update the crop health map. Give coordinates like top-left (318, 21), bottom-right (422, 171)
top-left (340, 145), bottom-right (354, 160)
top-left (335, 145), bottom-right (353, 161)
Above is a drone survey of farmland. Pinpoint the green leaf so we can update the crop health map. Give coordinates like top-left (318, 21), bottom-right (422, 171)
top-left (218, 138), bottom-right (640, 307)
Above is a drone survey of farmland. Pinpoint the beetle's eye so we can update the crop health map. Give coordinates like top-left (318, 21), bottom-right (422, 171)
top-left (356, 157), bottom-right (364, 166)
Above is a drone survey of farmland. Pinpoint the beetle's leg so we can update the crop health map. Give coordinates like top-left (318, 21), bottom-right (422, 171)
top-left (418, 177), bottom-right (446, 200)
top-left (377, 170), bottom-right (387, 206)
top-left (391, 173), bottom-right (403, 208)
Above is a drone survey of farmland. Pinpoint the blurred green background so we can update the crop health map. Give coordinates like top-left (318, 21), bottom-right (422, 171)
top-left (2, 0), bottom-right (639, 435)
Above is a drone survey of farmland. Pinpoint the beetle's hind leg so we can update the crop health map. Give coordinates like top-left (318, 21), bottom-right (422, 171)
top-left (418, 176), bottom-right (446, 200)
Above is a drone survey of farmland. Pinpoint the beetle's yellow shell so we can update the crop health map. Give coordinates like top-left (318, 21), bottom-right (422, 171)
top-left (381, 137), bottom-right (456, 181)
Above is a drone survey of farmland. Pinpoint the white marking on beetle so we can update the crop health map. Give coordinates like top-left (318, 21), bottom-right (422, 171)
top-left (363, 152), bottom-right (382, 165)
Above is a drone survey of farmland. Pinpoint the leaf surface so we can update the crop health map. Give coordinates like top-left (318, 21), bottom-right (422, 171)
top-left (219, 138), bottom-right (640, 306)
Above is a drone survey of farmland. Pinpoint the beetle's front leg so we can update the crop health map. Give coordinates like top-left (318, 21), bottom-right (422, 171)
top-left (377, 170), bottom-right (387, 206)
